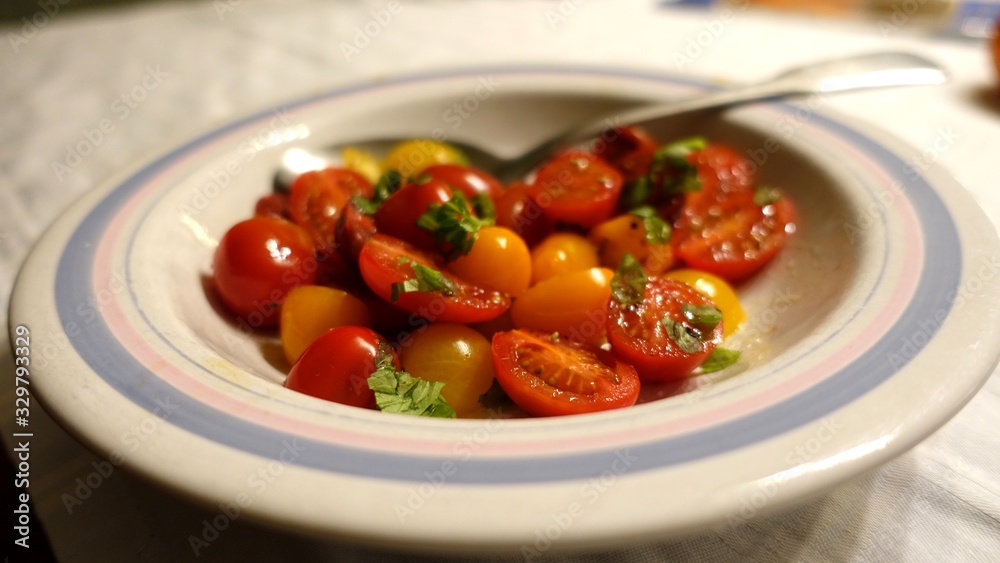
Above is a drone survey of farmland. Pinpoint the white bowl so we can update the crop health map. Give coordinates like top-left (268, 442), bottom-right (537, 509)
top-left (10, 67), bottom-right (1000, 553)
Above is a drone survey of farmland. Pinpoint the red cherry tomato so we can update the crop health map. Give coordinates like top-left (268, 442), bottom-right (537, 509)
top-left (284, 326), bottom-right (397, 409)
top-left (212, 216), bottom-right (317, 328)
top-left (606, 277), bottom-right (722, 382)
top-left (674, 195), bottom-right (796, 282)
top-left (373, 178), bottom-right (454, 251)
top-left (592, 126), bottom-right (659, 182)
top-left (673, 144), bottom-right (794, 281)
top-left (254, 193), bottom-right (291, 220)
top-left (288, 167), bottom-right (373, 251)
top-left (686, 144), bottom-right (755, 204)
top-left (358, 234), bottom-right (510, 323)
top-left (334, 199), bottom-right (378, 263)
top-left (495, 181), bottom-right (554, 247)
top-left (491, 330), bottom-right (639, 417)
top-left (421, 164), bottom-right (504, 202)
top-left (529, 151), bottom-right (623, 228)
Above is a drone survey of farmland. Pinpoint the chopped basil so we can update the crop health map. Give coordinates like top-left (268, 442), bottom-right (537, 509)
top-left (662, 317), bottom-right (704, 354)
top-left (417, 191), bottom-right (489, 261)
top-left (681, 303), bottom-right (723, 333)
top-left (351, 194), bottom-right (379, 215)
top-left (353, 170), bottom-right (404, 214)
top-left (753, 185), bottom-right (782, 206)
top-left (367, 358), bottom-right (456, 418)
top-left (611, 253), bottom-right (648, 306)
top-left (390, 258), bottom-right (456, 302)
top-left (621, 176), bottom-right (652, 209)
top-left (471, 192), bottom-right (496, 222)
top-left (698, 347), bottom-right (742, 373)
top-left (652, 136), bottom-right (707, 196)
top-left (630, 206), bottom-right (672, 244)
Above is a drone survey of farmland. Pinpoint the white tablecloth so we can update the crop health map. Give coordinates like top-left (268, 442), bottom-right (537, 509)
top-left (2, 1), bottom-right (999, 561)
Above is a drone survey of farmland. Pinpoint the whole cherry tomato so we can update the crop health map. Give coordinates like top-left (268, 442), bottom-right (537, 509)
top-left (280, 285), bottom-right (372, 364)
top-left (421, 164), bottom-right (504, 202)
top-left (399, 323), bottom-right (496, 418)
top-left (284, 326), bottom-right (396, 409)
top-left (447, 226), bottom-right (532, 296)
top-left (212, 216), bottom-right (317, 328)
top-left (491, 330), bottom-right (639, 417)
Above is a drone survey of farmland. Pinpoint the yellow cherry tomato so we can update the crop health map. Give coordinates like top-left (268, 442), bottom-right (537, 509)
top-left (382, 139), bottom-right (468, 177)
top-left (280, 285), bottom-right (372, 364)
top-left (448, 226), bottom-right (532, 296)
top-left (399, 323), bottom-right (495, 418)
top-left (590, 214), bottom-right (674, 275)
top-left (529, 232), bottom-right (600, 285)
top-left (665, 269), bottom-right (745, 337)
top-left (341, 146), bottom-right (381, 184)
top-left (511, 267), bottom-right (614, 346)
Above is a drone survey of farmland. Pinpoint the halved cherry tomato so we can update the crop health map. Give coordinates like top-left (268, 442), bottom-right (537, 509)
top-left (280, 285), bottom-right (372, 364)
top-left (288, 167), bottom-right (373, 251)
top-left (665, 269), bottom-right (745, 338)
top-left (358, 234), bottom-right (510, 323)
top-left (510, 267), bottom-right (614, 346)
top-left (399, 323), bottom-right (496, 418)
top-left (421, 164), bottom-right (504, 202)
top-left (284, 326), bottom-right (395, 409)
top-left (529, 152), bottom-right (623, 228)
top-left (495, 181), bottom-right (554, 247)
top-left (673, 193), bottom-right (796, 282)
top-left (491, 330), bottom-right (639, 417)
top-left (334, 199), bottom-right (378, 262)
top-left (213, 216), bottom-right (317, 328)
top-left (254, 193), bottom-right (291, 220)
top-left (686, 144), bottom-right (755, 205)
top-left (447, 226), bottom-right (532, 296)
top-left (607, 277), bottom-right (722, 382)
top-left (373, 177), bottom-right (454, 251)
top-left (591, 125), bottom-right (659, 182)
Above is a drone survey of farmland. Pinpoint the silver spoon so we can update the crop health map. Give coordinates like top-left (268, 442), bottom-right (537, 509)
top-left (275, 52), bottom-right (946, 188)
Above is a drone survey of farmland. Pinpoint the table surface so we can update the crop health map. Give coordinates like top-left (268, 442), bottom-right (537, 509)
top-left (2, 1), bottom-right (999, 561)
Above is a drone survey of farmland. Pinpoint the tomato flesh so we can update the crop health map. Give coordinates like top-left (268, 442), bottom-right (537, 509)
top-left (358, 234), bottom-right (510, 323)
top-left (674, 194), bottom-right (795, 282)
top-left (492, 330), bottom-right (639, 417)
top-left (529, 151), bottom-right (623, 228)
top-left (607, 277), bottom-right (722, 382)
top-left (288, 168), bottom-right (373, 251)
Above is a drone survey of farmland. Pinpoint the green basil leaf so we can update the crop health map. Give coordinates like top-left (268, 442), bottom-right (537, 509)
top-left (611, 253), bottom-right (648, 306)
top-left (699, 347), bottom-right (742, 373)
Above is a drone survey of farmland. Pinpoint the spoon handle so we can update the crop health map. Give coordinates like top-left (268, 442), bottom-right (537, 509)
top-left (499, 52), bottom-right (946, 182)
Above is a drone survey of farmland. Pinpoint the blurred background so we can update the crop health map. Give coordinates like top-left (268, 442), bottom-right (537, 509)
top-left (3, 0), bottom-right (996, 37)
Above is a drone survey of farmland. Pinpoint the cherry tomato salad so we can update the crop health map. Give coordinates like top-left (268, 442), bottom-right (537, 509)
top-left (211, 127), bottom-right (796, 418)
